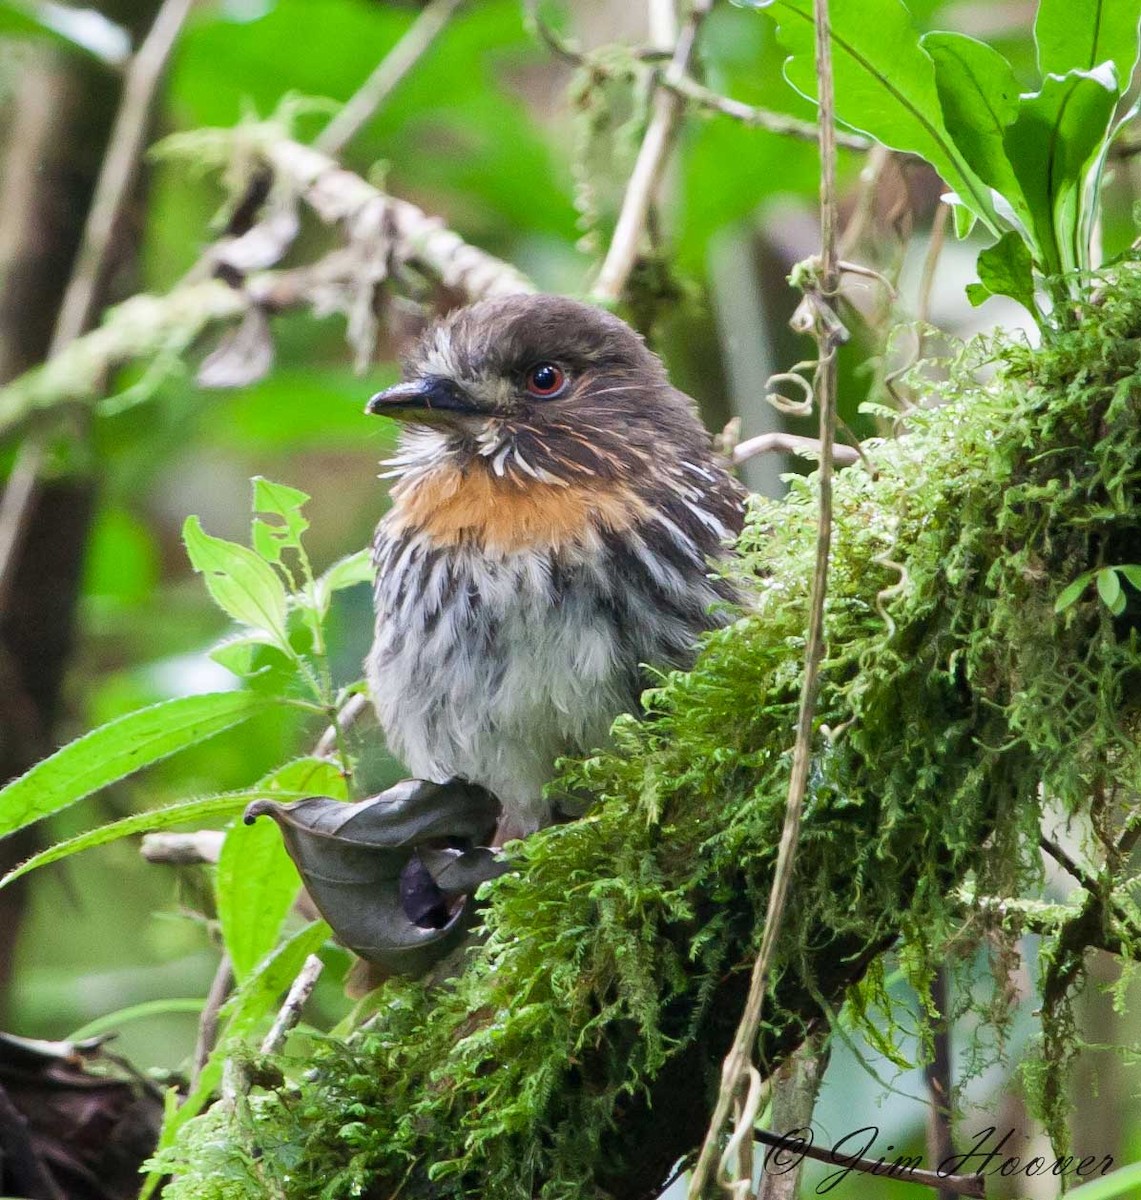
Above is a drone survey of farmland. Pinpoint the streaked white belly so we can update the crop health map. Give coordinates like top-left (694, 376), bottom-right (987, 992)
top-left (367, 536), bottom-right (633, 832)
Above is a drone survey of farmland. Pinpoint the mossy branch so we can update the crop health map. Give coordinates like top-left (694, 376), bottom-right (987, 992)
top-left (154, 264), bottom-right (1141, 1200)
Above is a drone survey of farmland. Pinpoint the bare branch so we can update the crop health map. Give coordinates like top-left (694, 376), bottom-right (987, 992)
top-left (260, 954), bottom-right (325, 1055)
top-left (52, 0), bottom-right (199, 356)
top-left (1039, 834), bottom-right (1098, 892)
top-left (755, 1036), bottom-right (827, 1200)
top-left (526, 5), bottom-right (862, 152)
top-left (140, 830), bottom-right (225, 866)
top-left (664, 73), bottom-right (870, 151)
top-left (189, 953), bottom-right (234, 1094)
top-left (592, 0), bottom-right (714, 304)
top-left (193, 1), bottom-right (463, 288)
top-left (925, 968), bottom-right (956, 1200)
top-left (0, 152), bottom-right (534, 436)
top-left (314, 692), bottom-right (372, 761)
top-left (732, 431), bottom-right (858, 467)
top-left (0, 278), bottom-right (248, 433)
top-left (316, 0), bottom-right (466, 156)
top-left (837, 144), bottom-right (892, 260)
top-left (261, 139), bottom-right (534, 300)
top-left (917, 203), bottom-right (950, 328)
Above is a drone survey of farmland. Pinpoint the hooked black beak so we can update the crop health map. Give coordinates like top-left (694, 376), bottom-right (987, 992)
top-left (366, 376), bottom-right (480, 418)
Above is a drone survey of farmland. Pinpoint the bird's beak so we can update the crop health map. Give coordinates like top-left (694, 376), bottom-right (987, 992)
top-left (366, 376), bottom-right (481, 419)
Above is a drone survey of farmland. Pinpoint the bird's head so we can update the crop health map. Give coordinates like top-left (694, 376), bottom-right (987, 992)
top-left (366, 294), bottom-right (708, 482)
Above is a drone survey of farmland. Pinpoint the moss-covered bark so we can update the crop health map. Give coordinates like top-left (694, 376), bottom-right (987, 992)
top-left (160, 269), bottom-right (1141, 1198)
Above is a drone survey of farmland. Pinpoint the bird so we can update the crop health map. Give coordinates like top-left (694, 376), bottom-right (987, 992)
top-left (365, 293), bottom-right (746, 840)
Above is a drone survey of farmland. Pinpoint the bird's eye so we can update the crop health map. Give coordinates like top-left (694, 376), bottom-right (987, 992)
top-left (524, 362), bottom-right (567, 398)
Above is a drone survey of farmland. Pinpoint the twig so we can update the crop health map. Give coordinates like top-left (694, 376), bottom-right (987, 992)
top-left (720, 1065), bottom-right (764, 1199)
top-left (837, 144), bottom-right (891, 260)
top-left (732, 431), bottom-right (858, 468)
top-left (916, 203), bottom-right (950, 328)
top-left (193, 0), bottom-right (461, 287)
top-left (925, 968), bottom-right (956, 1200)
top-left (216, 950), bottom-right (324, 1200)
top-left (314, 691), bottom-right (372, 761)
top-left (1039, 833), bottom-right (1141, 950)
top-left (1039, 834), bottom-right (1099, 894)
top-left (0, 447), bottom-right (44, 615)
top-left (219, 953), bottom-right (323, 1103)
top-left (752, 1129), bottom-right (985, 1198)
top-left (648, 0), bottom-right (679, 49)
top-left (664, 74), bottom-right (869, 151)
top-left (52, 0), bottom-right (198, 356)
top-left (0, 0), bottom-right (197, 616)
top-left (140, 829), bottom-right (225, 865)
top-left (526, 4), bottom-right (866, 152)
top-left (264, 139), bottom-right (534, 298)
top-left (259, 953), bottom-right (325, 1055)
top-left (592, 0), bottom-right (714, 304)
top-left (316, 0), bottom-right (465, 156)
top-left (189, 952), bottom-right (234, 1094)
top-left (688, 0), bottom-right (842, 1191)
top-left (0, 277), bottom-right (249, 434)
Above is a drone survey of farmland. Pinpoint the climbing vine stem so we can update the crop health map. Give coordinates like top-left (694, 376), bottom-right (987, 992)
top-left (687, 0), bottom-right (842, 1193)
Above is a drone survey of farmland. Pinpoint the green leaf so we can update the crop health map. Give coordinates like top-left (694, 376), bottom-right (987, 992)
top-left (262, 755), bottom-right (351, 799)
top-left (0, 791), bottom-right (268, 889)
top-left (68, 998), bottom-right (206, 1041)
top-left (1004, 67), bottom-right (1119, 277)
top-left (0, 692), bottom-right (267, 840)
top-left (315, 548), bottom-right (373, 615)
top-left (1035, 0), bottom-right (1141, 92)
top-left (0, 0), bottom-right (128, 64)
top-left (754, 0), bottom-right (999, 232)
top-left (183, 515), bottom-right (290, 646)
top-left (950, 200), bottom-right (977, 240)
top-left (1097, 566), bottom-right (1124, 613)
top-left (216, 815), bottom-right (301, 982)
top-left (209, 633), bottom-right (291, 678)
top-left (968, 231), bottom-right (1038, 315)
top-left (922, 32), bottom-right (1025, 232)
top-left (214, 757), bottom-right (345, 981)
top-left (1055, 569), bottom-right (1094, 612)
top-left (82, 505), bottom-right (160, 606)
top-left (142, 920), bottom-right (331, 1197)
top-left (1117, 564), bottom-right (1141, 592)
top-left (0, 1), bottom-right (49, 37)
top-left (1063, 1162), bottom-right (1141, 1200)
top-left (222, 919), bottom-right (331, 1041)
top-left (252, 475), bottom-right (310, 549)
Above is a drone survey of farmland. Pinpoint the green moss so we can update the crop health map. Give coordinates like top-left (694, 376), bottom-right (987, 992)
top-left (160, 265), bottom-right (1141, 1199)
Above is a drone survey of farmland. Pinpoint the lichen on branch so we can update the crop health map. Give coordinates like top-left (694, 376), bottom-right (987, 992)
top-left (156, 266), bottom-right (1141, 1199)
top-left (0, 136), bottom-right (533, 439)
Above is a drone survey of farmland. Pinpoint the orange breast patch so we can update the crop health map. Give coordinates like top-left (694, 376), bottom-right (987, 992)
top-left (388, 462), bottom-right (646, 554)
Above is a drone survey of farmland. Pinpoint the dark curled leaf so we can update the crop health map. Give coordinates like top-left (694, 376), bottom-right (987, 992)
top-left (244, 779), bottom-right (507, 977)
